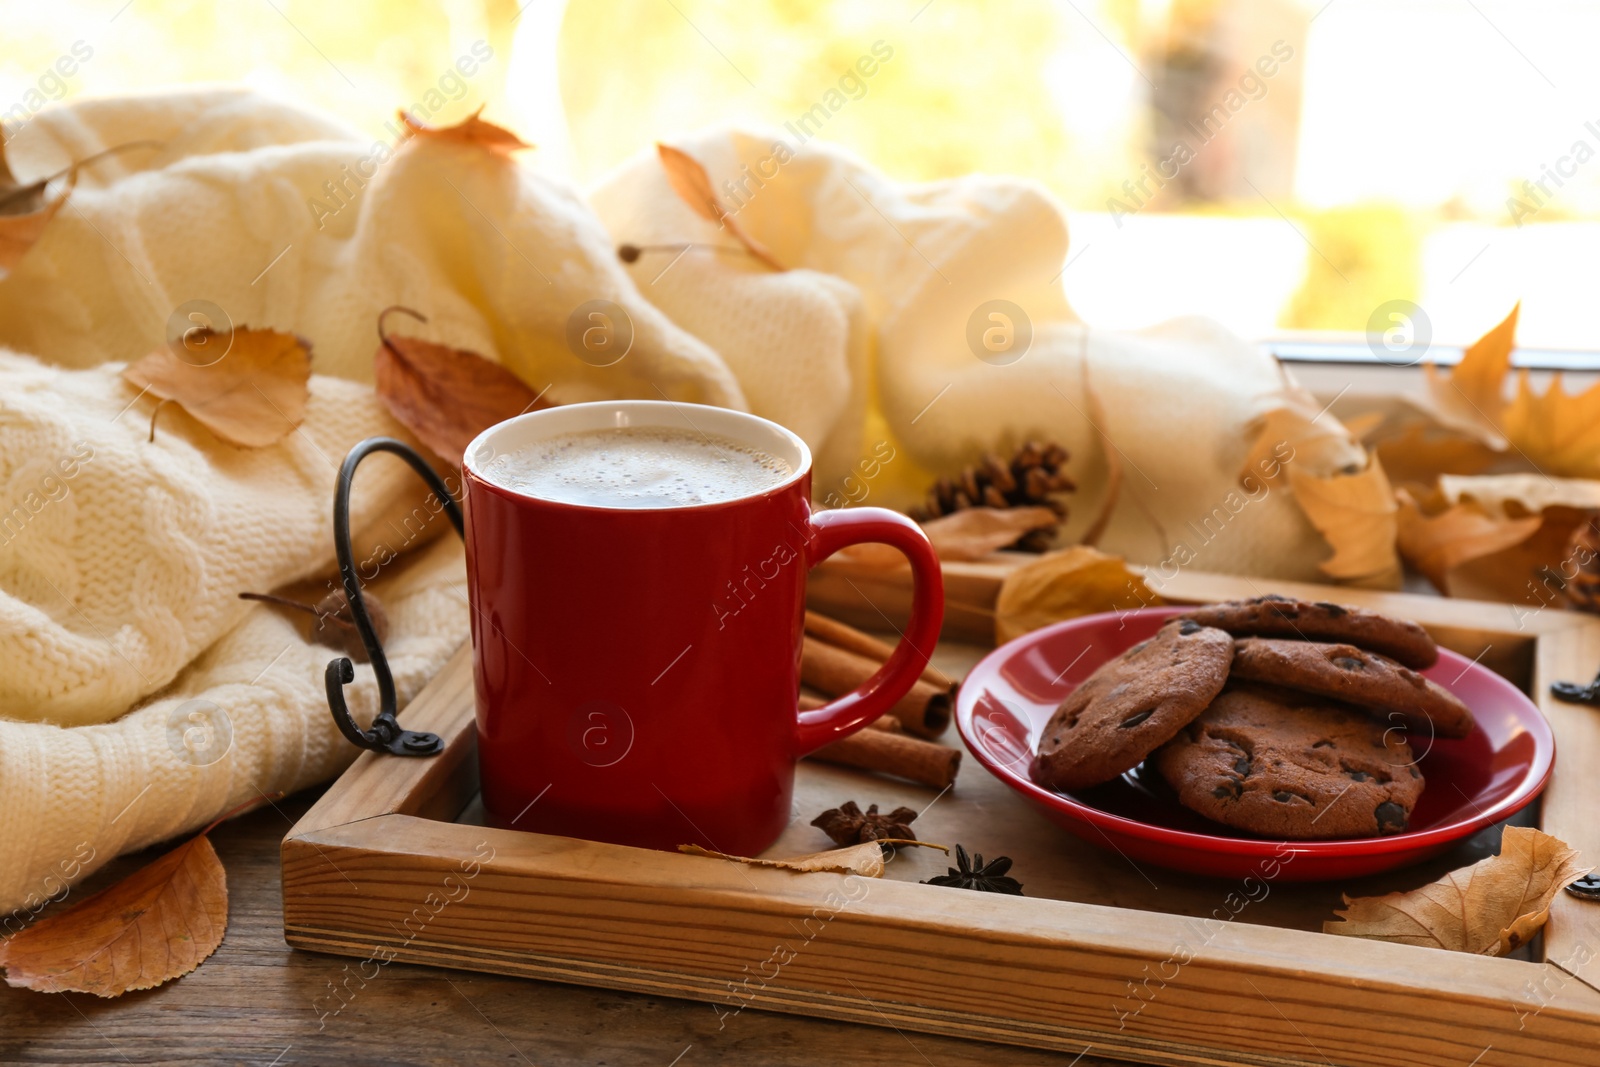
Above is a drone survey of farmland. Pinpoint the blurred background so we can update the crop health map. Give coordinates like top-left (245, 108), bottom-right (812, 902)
top-left (7, 0), bottom-right (1596, 351)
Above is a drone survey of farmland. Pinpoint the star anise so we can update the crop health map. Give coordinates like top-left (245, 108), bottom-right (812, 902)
top-left (920, 844), bottom-right (1024, 895)
top-left (810, 801), bottom-right (918, 847)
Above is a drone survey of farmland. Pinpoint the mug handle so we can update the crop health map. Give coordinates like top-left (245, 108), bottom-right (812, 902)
top-left (794, 507), bottom-right (945, 755)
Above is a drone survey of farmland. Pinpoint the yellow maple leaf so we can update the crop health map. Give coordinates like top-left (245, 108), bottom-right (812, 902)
top-left (1421, 303), bottom-right (1600, 478)
top-left (1502, 370), bottom-right (1600, 479)
top-left (1423, 303), bottom-right (1517, 444)
top-left (1286, 457), bottom-right (1402, 589)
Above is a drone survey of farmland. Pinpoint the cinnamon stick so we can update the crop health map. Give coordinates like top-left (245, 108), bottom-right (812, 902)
top-left (804, 610), bottom-right (955, 692)
top-left (809, 729), bottom-right (962, 790)
top-left (800, 637), bottom-right (951, 739)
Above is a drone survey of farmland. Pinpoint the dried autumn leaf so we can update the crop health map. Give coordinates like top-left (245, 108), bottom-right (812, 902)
top-left (373, 306), bottom-right (551, 463)
top-left (994, 545), bottom-right (1162, 645)
top-left (1324, 827), bottom-right (1590, 956)
top-left (1422, 303), bottom-right (1518, 446)
top-left (1412, 474), bottom-right (1600, 603)
top-left (400, 105), bottom-right (531, 154)
top-left (829, 506), bottom-right (1059, 571)
top-left (0, 140), bottom-right (75, 281)
top-left (1499, 371), bottom-right (1600, 479)
top-left (925, 506), bottom-right (1060, 560)
top-left (1373, 423), bottom-right (1501, 485)
top-left (1285, 457), bottom-right (1402, 589)
top-left (1439, 473), bottom-right (1600, 516)
top-left (678, 841), bottom-right (892, 877)
top-left (123, 327), bottom-right (311, 448)
top-left (1339, 411), bottom-right (1386, 441)
top-left (1395, 488), bottom-right (1543, 595)
top-left (238, 588), bottom-right (388, 663)
top-left (657, 143), bottom-right (785, 271)
top-left (0, 834), bottom-right (228, 995)
top-left (1419, 302), bottom-right (1600, 477)
top-left (1241, 387), bottom-right (1366, 487)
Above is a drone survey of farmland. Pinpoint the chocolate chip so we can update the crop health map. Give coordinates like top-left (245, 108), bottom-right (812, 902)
top-left (1120, 709), bottom-right (1154, 729)
top-left (1332, 656), bottom-right (1365, 671)
top-left (1313, 601), bottom-right (1348, 616)
top-left (1375, 801), bottom-right (1407, 833)
top-left (1347, 770), bottom-right (1370, 782)
top-left (1272, 791), bottom-right (1294, 802)
top-left (1409, 765), bottom-right (1421, 779)
top-left (1127, 640), bottom-right (1150, 656)
top-left (1177, 620), bottom-right (1203, 635)
top-left (1312, 739), bottom-right (1334, 748)
top-left (1233, 756), bottom-right (1251, 776)
top-left (1212, 777), bottom-right (1242, 799)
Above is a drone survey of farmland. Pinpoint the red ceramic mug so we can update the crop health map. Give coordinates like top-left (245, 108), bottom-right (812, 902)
top-left (460, 400), bottom-right (944, 855)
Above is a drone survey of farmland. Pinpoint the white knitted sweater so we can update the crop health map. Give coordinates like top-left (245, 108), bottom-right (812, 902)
top-left (0, 356), bottom-right (469, 915)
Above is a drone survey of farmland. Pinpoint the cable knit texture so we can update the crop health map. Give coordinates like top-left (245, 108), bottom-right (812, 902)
top-left (0, 351), bottom-right (469, 913)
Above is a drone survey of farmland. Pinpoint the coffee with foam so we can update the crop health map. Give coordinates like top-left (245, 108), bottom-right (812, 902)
top-left (481, 425), bottom-right (793, 508)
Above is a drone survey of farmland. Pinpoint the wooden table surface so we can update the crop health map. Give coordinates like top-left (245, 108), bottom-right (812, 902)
top-left (0, 787), bottom-right (1133, 1067)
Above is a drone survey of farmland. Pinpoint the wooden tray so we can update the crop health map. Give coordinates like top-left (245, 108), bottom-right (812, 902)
top-left (283, 565), bottom-right (1600, 1066)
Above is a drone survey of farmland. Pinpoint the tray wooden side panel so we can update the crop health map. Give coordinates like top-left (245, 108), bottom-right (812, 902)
top-left (284, 812), bottom-right (1600, 1067)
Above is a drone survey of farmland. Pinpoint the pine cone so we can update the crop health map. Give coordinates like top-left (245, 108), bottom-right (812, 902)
top-left (908, 441), bottom-right (1074, 552)
top-left (1563, 518), bottom-right (1600, 613)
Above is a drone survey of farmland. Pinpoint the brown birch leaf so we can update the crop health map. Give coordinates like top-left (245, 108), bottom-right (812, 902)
top-left (373, 306), bottom-right (551, 463)
top-left (657, 143), bottom-right (785, 271)
top-left (829, 507), bottom-right (1059, 570)
top-left (1, 139), bottom-right (165, 281)
top-left (400, 105), bottom-right (531, 154)
top-left (0, 140), bottom-right (75, 281)
top-left (123, 328), bottom-right (311, 448)
top-left (994, 545), bottom-right (1162, 645)
top-left (0, 835), bottom-right (228, 996)
top-left (679, 841), bottom-right (891, 877)
top-left (1324, 827), bottom-right (1589, 956)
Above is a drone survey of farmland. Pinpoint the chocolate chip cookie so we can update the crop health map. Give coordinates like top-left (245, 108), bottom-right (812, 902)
top-left (1031, 619), bottom-right (1234, 791)
top-left (1229, 637), bottom-right (1474, 739)
top-left (1155, 684), bottom-right (1425, 839)
top-left (1179, 595), bottom-right (1438, 669)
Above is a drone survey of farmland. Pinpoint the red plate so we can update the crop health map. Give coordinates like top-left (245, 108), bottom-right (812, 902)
top-left (956, 606), bottom-right (1556, 881)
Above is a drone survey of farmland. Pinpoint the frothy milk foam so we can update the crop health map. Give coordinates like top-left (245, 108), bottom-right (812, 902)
top-left (482, 425), bottom-right (793, 508)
